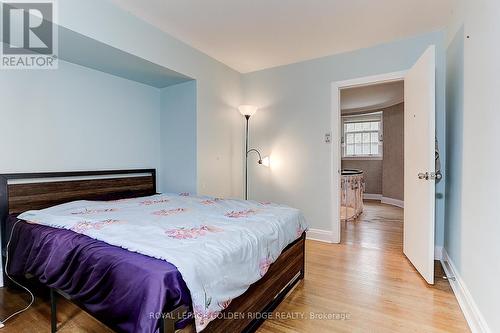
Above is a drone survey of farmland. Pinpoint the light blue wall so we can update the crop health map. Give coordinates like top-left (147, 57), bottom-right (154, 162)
top-left (0, 60), bottom-right (161, 174)
top-left (0, 59), bottom-right (199, 196)
top-left (160, 81), bottom-right (197, 193)
top-left (444, 26), bottom-right (464, 268)
top-left (1, 0), bottom-right (242, 197)
top-left (444, 2), bottom-right (500, 329)
top-left (59, 0), bottom-right (243, 198)
top-left (242, 31), bottom-right (447, 245)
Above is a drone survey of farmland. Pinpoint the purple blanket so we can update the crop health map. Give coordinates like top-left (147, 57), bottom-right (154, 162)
top-left (6, 215), bottom-right (192, 333)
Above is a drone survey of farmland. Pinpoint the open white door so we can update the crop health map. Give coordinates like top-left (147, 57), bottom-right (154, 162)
top-left (404, 46), bottom-right (436, 284)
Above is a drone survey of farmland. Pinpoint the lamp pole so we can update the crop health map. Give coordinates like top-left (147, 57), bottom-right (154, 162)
top-left (245, 115), bottom-right (250, 200)
top-left (239, 105), bottom-right (262, 201)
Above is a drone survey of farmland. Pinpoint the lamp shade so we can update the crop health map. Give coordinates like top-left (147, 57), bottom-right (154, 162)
top-left (238, 105), bottom-right (258, 117)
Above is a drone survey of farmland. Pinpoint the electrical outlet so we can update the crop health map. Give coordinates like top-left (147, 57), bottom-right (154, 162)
top-left (325, 133), bottom-right (332, 143)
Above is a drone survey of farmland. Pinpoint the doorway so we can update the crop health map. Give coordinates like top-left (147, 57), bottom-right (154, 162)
top-left (339, 81), bottom-right (405, 251)
top-left (330, 46), bottom-right (437, 285)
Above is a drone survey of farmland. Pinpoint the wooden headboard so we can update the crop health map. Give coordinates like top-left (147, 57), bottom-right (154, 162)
top-left (0, 169), bottom-right (156, 252)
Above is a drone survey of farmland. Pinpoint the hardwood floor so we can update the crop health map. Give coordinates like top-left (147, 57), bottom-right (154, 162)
top-left (258, 202), bottom-right (469, 333)
top-left (0, 202), bottom-right (469, 332)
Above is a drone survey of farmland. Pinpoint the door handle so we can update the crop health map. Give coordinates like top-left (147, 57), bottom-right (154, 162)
top-left (418, 172), bottom-right (442, 180)
top-left (418, 172), bottom-right (429, 180)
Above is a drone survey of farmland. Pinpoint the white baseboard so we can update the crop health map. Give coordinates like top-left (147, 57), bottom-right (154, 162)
top-left (381, 196), bottom-right (404, 208)
top-left (306, 228), bottom-right (334, 243)
top-left (363, 194), bottom-right (404, 208)
top-left (363, 193), bottom-right (382, 200)
top-left (434, 246), bottom-right (443, 260)
top-left (441, 249), bottom-right (491, 333)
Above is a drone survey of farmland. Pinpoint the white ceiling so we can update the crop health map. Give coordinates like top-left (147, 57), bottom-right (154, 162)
top-left (111, 0), bottom-right (455, 73)
top-left (341, 81), bottom-right (404, 113)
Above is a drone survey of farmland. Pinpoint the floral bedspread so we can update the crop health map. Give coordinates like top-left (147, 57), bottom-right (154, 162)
top-left (18, 193), bottom-right (308, 332)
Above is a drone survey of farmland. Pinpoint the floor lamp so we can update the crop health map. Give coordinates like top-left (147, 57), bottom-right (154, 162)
top-left (239, 105), bottom-right (263, 200)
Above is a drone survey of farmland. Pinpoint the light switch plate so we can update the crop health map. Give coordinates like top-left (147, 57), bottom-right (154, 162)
top-left (325, 133), bottom-right (332, 143)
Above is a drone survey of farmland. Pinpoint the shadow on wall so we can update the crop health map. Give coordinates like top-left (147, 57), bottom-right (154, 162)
top-left (444, 25), bottom-right (464, 267)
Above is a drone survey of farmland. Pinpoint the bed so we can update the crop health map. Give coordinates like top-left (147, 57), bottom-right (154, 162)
top-left (0, 169), bottom-right (306, 333)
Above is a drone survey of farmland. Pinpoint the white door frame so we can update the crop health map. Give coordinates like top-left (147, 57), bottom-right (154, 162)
top-left (330, 70), bottom-right (407, 243)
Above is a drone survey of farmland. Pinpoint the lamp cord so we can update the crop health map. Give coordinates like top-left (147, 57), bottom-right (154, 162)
top-left (1, 219), bottom-right (35, 325)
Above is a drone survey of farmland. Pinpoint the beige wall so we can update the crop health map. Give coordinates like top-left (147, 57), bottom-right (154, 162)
top-left (342, 160), bottom-right (382, 194)
top-left (341, 102), bottom-right (404, 200)
top-left (382, 103), bottom-right (404, 200)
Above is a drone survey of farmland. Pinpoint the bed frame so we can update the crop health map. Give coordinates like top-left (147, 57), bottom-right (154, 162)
top-left (0, 169), bottom-right (305, 333)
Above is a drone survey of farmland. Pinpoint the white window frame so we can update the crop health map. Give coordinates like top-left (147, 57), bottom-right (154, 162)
top-left (341, 112), bottom-right (383, 160)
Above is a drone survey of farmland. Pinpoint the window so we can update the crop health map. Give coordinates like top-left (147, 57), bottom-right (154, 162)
top-left (342, 113), bottom-right (383, 159)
